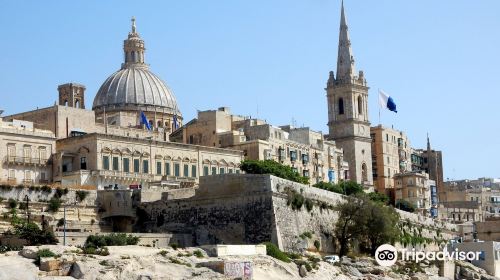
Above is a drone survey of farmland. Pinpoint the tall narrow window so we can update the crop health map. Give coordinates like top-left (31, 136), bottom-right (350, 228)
top-left (80, 157), bottom-right (87, 170)
top-left (211, 167), bottom-right (217, 175)
top-left (156, 162), bottom-right (162, 175)
top-left (123, 158), bottom-right (130, 173)
top-left (102, 156), bottom-right (110, 170)
top-left (112, 157), bottom-right (119, 171)
top-left (183, 164), bottom-right (189, 177)
top-left (203, 166), bottom-right (209, 176)
top-left (357, 96), bottom-right (363, 115)
top-left (133, 159), bottom-right (140, 173)
top-left (75, 100), bottom-right (80, 108)
top-left (191, 165), bottom-right (197, 178)
top-left (174, 163), bottom-right (180, 177)
top-left (338, 98), bottom-right (344, 115)
top-left (143, 160), bottom-right (149, 173)
top-left (165, 162), bottom-right (171, 176)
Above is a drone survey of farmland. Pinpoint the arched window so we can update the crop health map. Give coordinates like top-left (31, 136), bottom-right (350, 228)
top-left (338, 98), bottom-right (344, 115)
top-left (75, 100), bottom-right (80, 108)
top-left (64, 100), bottom-right (68, 106)
top-left (357, 96), bottom-right (363, 115)
top-left (131, 51), bottom-right (136, 62)
top-left (361, 163), bottom-right (367, 182)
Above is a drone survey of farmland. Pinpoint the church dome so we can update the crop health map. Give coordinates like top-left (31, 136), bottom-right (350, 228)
top-left (92, 18), bottom-right (181, 116)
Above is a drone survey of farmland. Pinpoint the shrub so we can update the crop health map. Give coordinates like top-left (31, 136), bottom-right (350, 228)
top-left (48, 198), bottom-right (61, 212)
top-left (314, 240), bottom-right (320, 250)
top-left (81, 246), bottom-right (109, 256)
top-left (286, 189), bottom-right (305, 210)
top-left (8, 198), bottom-right (17, 209)
top-left (12, 222), bottom-right (57, 245)
top-left (57, 218), bottom-right (65, 228)
top-left (193, 250), bottom-right (204, 258)
top-left (368, 192), bottom-right (389, 204)
top-left (99, 260), bottom-right (110, 266)
top-left (75, 190), bottom-right (89, 202)
top-left (35, 248), bottom-right (57, 265)
top-left (305, 262), bottom-right (312, 272)
top-left (40, 185), bottom-right (52, 193)
top-left (262, 242), bottom-right (291, 263)
top-left (395, 200), bottom-right (415, 213)
top-left (84, 233), bottom-right (140, 248)
top-left (19, 202), bottom-right (27, 210)
top-left (90, 219), bottom-right (95, 225)
top-left (0, 244), bottom-right (23, 253)
top-left (286, 252), bottom-right (301, 259)
top-left (305, 198), bottom-right (314, 212)
top-left (170, 243), bottom-right (179, 250)
top-left (300, 232), bottom-right (312, 239)
top-left (240, 160), bottom-right (309, 184)
top-left (55, 187), bottom-right (69, 198)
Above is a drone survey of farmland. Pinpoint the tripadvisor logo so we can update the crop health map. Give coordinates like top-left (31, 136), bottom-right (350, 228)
top-left (375, 244), bottom-right (398, 267)
top-left (375, 244), bottom-right (482, 267)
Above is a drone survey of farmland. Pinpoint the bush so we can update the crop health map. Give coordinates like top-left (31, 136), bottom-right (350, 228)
top-left (313, 181), bottom-right (364, 196)
top-left (395, 200), bottom-right (415, 213)
top-left (8, 198), bottom-right (17, 209)
top-left (300, 232), bottom-right (312, 239)
top-left (305, 198), bottom-right (314, 212)
top-left (13, 222), bottom-right (57, 245)
top-left (193, 250), bottom-right (204, 258)
top-left (81, 246), bottom-right (109, 256)
top-left (0, 244), bottom-right (23, 253)
top-left (35, 248), bottom-right (57, 265)
top-left (57, 218), bottom-right (65, 227)
top-left (286, 189), bottom-right (305, 210)
top-left (75, 190), bottom-right (89, 202)
top-left (262, 242), bottom-right (291, 263)
top-left (48, 198), bottom-right (61, 212)
top-left (305, 262), bottom-right (312, 272)
top-left (240, 160), bottom-right (309, 184)
top-left (55, 187), bottom-right (69, 198)
top-left (170, 243), bottom-right (179, 250)
top-left (314, 240), bottom-right (320, 250)
top-left (84, 233), bottom-right (140, 248)
top-left (368, 192), bottom-right (389, 204)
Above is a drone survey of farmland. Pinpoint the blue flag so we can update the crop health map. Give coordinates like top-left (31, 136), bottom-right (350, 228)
top-left (140, 111), bottom-right (152, 130)
top-left (379, 89), bottom-right (398, 113)
top-left (173, 114), bottom-right (179, 130)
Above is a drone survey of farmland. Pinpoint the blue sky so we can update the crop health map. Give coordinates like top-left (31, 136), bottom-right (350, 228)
top-left (1, 1), bottom-right (499, 180)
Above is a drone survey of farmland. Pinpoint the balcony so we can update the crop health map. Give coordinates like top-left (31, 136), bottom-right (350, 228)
top-left (22, 179), bottom-right (33, 185)
top-left (4, 156), bottom-right (50, 166)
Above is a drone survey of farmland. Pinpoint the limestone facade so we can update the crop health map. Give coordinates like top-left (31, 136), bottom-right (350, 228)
top-left (0, 118), bottom-right (55, 186)
top-left (171, 107), bottom-right (348, 185)
top-left (370, 125), bottom-right (411, 196)
top-left (55, 133), bottom-right (242, 190)
top-left (394, 171), bottom-right (432, 216)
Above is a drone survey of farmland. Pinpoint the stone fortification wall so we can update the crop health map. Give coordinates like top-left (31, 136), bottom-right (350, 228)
top-left (137, 174), bottom-right (457, 253)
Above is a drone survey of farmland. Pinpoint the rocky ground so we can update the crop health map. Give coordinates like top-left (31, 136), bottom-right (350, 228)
top-left (0, 245), bottom-right (498, 280)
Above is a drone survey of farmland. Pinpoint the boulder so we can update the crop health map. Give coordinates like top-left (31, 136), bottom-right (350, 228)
top-left (40, 257), bottom-right (61, 272)
top-left (19, 247), bottom-right (38, 259)
top-left (299, 265), bottom-right (307, 277)
top-left (70, 261), bottom-right (88, 279)
top-left (341, 265), bottom-right (363, 277)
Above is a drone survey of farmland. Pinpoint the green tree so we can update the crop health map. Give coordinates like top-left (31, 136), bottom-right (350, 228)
top-left (395, 200), bottom-right (415, 213)
top-left (240, 160), bottom-right (309, 184)
top-left (363, 201), bottom-right (400, 255)
top-left (333, 195), bottom-right (370, 257)
top-left (368, 191), bottom-right (389, 204)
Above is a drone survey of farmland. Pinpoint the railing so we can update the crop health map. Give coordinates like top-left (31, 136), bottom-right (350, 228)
top-left (4, 156), bottom-right (49, 166)
top-left (22, 179), bottom-right (33, 184)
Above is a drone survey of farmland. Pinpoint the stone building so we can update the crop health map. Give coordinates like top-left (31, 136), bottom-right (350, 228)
top-left (0, 117), bottom-right (55, 185)
top-left (326, 2), bottom-right (373, 188)
top-left (55, 132), bottom-right (242, 189)
top-left (170, 107), bottom-right (348, 185)
top-left (394, 171), bottom-right (432, 216)
top-left (1, 18), bottom-right (243, 189)
top-left (370, 125), bottom-right (411, 197)
top-left (438, 201), bottom-right (483, 224)
top-left (411, 136), bottom-right (444, 201)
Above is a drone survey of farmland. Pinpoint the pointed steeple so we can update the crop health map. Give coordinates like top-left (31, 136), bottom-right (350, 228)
top-left (427, 133), bottom-right (431, 151)
top-left (336, 0), bottom-right (356, 83)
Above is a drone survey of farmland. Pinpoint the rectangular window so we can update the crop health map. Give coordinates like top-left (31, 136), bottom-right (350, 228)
top-left (183, 164), bottom-right (189, 177)
top-left (203, 166), bottom-right (209, 176)
top-left (236, 170), bottom-right (240, 174)
top-left (165, 162), bottom-right (170, 176)
top-left (174, 163), bottom-right (180, 177)
top-left (123, 158), bottom-right (130, 173)
top-left (133, 159), bottom-right (140, 173)
top-left (25, 170), bottom-right (31, 180)
top-left (219, 167), bottom-right (225, 174)
top-left (112, 157), bottom-right (119, 171)
top-left (191, 165), bottom-right (197, 178)
top-left (143, 160), bottom-right (149, 173)
top-left (156, 162), bottom-right (162, 175)
top-left (80, 157), bottom-right (87, 170)
top-left (212, 167), bottom-right (217, 175)
top-left (103, 156), bottom-right (110, 170)
top-left (40, 148), bottom-right (47, 160)
top-left (228, 169), bottom-right (233, 174)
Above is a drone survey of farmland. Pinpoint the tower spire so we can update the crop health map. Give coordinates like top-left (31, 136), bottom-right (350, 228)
top-left (336, 0), bottom-right (356, 83)
top-left (131, 16), bottom-right (136, 34)
top-left (427, 133), bottom-right (431, 151)
top-left (122, 17), bottom-right (147, 69)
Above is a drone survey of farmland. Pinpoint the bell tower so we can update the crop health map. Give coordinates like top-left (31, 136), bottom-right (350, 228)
top-left (58, 83), bottom-right (86, 109)
top-left (326, 1), bottom-right (373, 187)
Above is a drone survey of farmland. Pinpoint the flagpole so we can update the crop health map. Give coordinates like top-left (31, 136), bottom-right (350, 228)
top-left (378, 88), bottom-right (381, 125)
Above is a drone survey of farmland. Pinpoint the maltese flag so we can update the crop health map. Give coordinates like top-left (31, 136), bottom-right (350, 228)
top-left (378, 89), bottom-right (397, 113)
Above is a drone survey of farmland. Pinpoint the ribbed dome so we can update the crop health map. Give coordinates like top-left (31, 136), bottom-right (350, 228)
top-left (92, 66), bottom-right (181, 115)
top-left (92, 18), bottom-right (181, 116)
